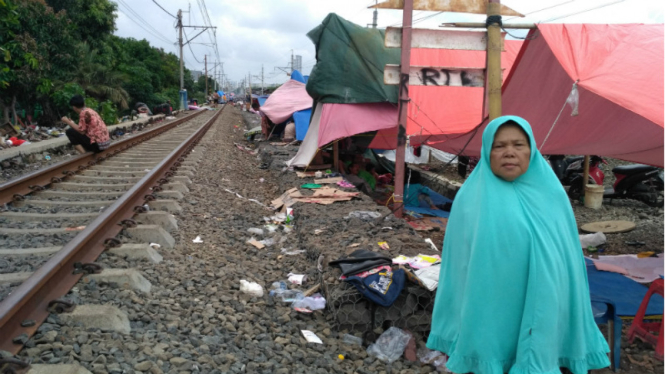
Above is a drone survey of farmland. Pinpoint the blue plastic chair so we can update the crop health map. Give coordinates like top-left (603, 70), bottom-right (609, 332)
top-left (591, 296), bottom-right (622, 371)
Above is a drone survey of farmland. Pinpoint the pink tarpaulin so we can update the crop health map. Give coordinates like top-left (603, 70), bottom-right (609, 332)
top-left (429, 24), bottom-right (664, 167)
top-left (318, 102), bottom-right (397, 146)
top-left (260, 80), bottom-right (313, 124)
top-left (407, 41), bottom-right (523, 142)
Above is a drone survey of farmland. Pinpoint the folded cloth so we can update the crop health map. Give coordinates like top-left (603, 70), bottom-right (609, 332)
top-left (345, 269), bottom-right (406, 307)
top-left (329, 249), bottom-right (393, 277)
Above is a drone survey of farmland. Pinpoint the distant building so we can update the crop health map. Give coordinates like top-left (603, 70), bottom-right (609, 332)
top-left (190, 70), bottom-right (203, 81)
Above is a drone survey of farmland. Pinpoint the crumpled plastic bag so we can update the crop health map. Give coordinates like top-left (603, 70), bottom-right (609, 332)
top-left (579, 232), bottom-right (606, 248)
top-left (417, 347), bottom-right (450, 372)
top-left (366, 327), bottom-right (411, 364)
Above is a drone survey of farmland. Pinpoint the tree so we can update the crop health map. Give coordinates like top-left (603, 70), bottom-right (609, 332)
top-left (69, 43), bottom-right (129, 110)
top-left (0, 0), bottom-right (77, 124)
top-left (46, 0), bottom-right (117, 50)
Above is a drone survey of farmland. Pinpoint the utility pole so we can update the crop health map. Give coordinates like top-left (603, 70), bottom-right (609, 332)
top-left (252, 65), bottom-right (265, 95)
top-left (368, 0), bottom-right (378, 28)
top-left (176, 8), bottom-right (216, 109)
top-left (393, 0), bottom-right (413, 218)
top-left (178, 10), bottom-right (184, 99)
top-left (290, 49), bottom-right (294, 74)
top-left (487, 0), bottom-right (502, 121)
top-left (204, 55), bottom-right (208, 98)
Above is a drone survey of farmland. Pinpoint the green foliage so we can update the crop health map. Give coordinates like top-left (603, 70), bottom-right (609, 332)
top-left (99, 100), bottom-right (117, 125)
top-left (1, 0), bottom-right (189, 123)
top-left (51, 82), bottom-right (84, 113)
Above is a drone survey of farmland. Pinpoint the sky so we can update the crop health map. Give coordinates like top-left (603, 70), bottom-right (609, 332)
top-left (113, 0), bottom-right (664, 90)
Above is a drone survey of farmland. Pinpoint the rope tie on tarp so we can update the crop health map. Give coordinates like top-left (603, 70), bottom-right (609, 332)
top-left (539, 80), bottom-right (580, 150)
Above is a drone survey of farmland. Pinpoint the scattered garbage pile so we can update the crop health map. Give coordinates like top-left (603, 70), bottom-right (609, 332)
top-left (0, 121), bottom-right (67, 149)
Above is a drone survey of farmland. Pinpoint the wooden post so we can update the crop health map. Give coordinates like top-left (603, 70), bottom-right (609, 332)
top-left (582, 155), bottom-right (590, 197)
top-left (204, 55), bottom-right (208, 99)
top-left (487, 0), bottom-right (502, 121)
top-left (393, 0), bottom-right (413, 218)
top-left (333, 142), bottom-right (339, 172)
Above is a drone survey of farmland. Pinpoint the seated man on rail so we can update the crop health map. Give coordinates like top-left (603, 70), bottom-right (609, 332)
top-left (61, 95), bottom-right (111, 154)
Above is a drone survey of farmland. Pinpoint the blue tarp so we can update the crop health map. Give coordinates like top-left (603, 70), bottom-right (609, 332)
top-left (293, 108), bottom-right (312, 141)
top-left (404, 188), bottom-right (452, 218)
top-left (291, 70), bottom-right (306, 84)
top-left (585, 258), bottom-right (664, 317)
top-left (258, 95), bottom-right (270, 106)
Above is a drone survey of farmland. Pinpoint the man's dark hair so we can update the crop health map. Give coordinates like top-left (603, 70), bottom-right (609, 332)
top-left (69, 95), bottom-right (85, 109)
top-left (366, 164), bottom-right (376, 172)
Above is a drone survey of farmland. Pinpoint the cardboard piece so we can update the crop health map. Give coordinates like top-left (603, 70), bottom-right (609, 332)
top-left (292, 186), bottom-right (359, 205)
top-left (296, 171), bottom-right (317, 178)
top-left (314, 177), bottom-right (343, 184)
top-left (247, 239), bottom-right (265, 249)
top-left (422, 217), bottom-right (448, 231)
top-left (271, 188), bottom-right (302, 210)
top-left (407, 220), bottom-right (433, 231)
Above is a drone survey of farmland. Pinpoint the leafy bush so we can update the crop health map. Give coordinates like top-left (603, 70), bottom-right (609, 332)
top-left (51, 83), bottom-right (85, 114)
top-left (99, 100), bottom-right (117, 125)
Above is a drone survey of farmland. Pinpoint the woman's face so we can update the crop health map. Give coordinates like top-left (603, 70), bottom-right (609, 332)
top-left (490, 124), bottom-right (531, 181)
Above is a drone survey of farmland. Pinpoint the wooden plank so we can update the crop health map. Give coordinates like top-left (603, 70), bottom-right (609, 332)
top-left (385, 27), bottom-right (503, 50)
top-left (384, 64), bottom-right (485, 87)
top-left (371, 0), bottom-right (524, 16)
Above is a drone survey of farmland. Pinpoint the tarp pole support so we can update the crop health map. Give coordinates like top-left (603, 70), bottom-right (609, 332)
top-left (393, 0), bottom-right (413, 218)
top-left (487, 0), bottom-right (503, 121)
top-left (582, 155), bottom-right (590, 198)
top-left (333, 142), bottom-right (339, 172)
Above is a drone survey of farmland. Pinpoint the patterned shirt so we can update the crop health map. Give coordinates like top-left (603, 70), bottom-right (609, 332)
top-left (78, 108), bottom-right (110, 149)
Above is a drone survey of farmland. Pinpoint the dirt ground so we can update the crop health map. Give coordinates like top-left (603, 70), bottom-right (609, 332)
top-left (12, 105), bottom-right (663, 373)
top-left (237, 107), bottom-right (663, 374)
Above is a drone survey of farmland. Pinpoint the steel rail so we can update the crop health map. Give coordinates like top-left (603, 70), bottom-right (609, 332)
top-left (0, 110), bottom-right (205, 206)
top-left (0, 107), bottom-right (223, 353)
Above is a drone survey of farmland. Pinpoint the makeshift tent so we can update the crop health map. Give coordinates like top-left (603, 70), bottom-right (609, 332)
top-left (293, 109), bottom-right (312, 141)
top-left (257, 95), bottom-right (269, 106)
top-left (290, 14), bottom-right (522, 167)
top-left (260, 70), bottom-right (313, 141)
top-left (306, 13), bottom-right (399, 104)
top-left (429, 24), bottom-right (664, 167)
top-left (288, 102), bottom-right (398, 167)
top-left (305, 13), bottom-right (522, 143)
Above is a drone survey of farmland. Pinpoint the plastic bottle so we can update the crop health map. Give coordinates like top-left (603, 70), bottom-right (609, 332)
top-left (343, 334), bottom-right (363, 346)
top-left (269, 289), bottom-right (303, 303)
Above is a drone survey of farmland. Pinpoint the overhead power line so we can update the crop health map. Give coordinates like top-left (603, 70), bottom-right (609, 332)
top-left (115, 1), bottom-right (173, 45)
top-left (542, 0), bottom-right (626, 22)
top-left (152, 0), bottom-right (176, 19)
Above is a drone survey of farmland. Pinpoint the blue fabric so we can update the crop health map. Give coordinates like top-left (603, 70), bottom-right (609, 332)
top-left (293, 108), bottom-right (312, 141)
top-left (404, 184), bottom-right (452, 218)
top-left (585, 258), bottom-right (664, 317)
top-left (258, 95), bottom-right (269, 106)
top-left (404, 206), bottom-right (450, 218)
top-left (427, 116), bottom-right (610, 374)
top-left (345, 268), bottom-right (405, 307)
top-left (290, 70), bottom-right (306, 83)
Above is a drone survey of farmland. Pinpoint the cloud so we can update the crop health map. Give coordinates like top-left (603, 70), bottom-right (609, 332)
top-left (112, 0), bottom-right (663, 89)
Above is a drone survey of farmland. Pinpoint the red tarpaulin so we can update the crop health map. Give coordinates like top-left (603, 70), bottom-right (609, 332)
top-left (429, 24), bottom-right (664, 167)
top-left (407, 40), bottom-right (523, 142)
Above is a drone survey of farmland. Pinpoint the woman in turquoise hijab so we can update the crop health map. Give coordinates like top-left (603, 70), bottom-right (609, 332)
top-left (427, 116), bottom-right (609, 374)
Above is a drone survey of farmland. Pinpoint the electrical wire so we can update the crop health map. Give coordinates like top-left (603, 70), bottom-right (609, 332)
top-left (183, 29), bottom-right (203, 64)
top-left (541, 0), bottom-right (626, 22)
top-left (115, 0), bottom-right (173, 45)
top-left (152, 0), bottom-right (176, 19)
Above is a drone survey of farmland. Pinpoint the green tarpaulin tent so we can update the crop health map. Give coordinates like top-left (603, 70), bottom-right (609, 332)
top-left (306, 13), bottom-right (400, 104)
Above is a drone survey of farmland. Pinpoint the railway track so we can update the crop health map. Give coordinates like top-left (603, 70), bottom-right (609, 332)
top-left (0, 107), bottom-right (223, 364)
